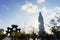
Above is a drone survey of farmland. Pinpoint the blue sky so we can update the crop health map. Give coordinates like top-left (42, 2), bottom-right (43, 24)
top-left (0, 0), bottom-right (60, 34)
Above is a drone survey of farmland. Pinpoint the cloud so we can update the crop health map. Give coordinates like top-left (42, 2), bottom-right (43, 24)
top-left (37, 0), bottom-right (46, 3)
top-left (25, 16), bottom-right (39, 34)
top-left (54, 7), bottom-right (60, 25)
top-left (40, 7), bottom-right (60, 22)
top-left (21, 3), bottom-right (39, 14)
top-left (54, 7), bottom-right (60, 14)
top-left (39, 7), bottom-right (60, 34)
top-left (21, 2), bottom-right (60, 33)
top-left (27, 16), bottom-right (38, 27)
top-left (40, 7), bottom-right (49, 14)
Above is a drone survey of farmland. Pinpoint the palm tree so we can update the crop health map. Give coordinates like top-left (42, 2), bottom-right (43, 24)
top-left (31, 32), bottom-right (37, 40)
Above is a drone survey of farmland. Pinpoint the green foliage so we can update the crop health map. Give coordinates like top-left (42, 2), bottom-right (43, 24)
top-left (0, 29), bottom-right (4, 34)
top-left (31, 32), bottom-right (37, 38)
top-left (20, 33), bottom-right (26, 39)
top-left (0, 34), bottom-right (7, 40)
top-left (30, 32), bottom-right (37, 40)
top-left (40, 31), bottom-right (47, 38)
top-left (15, 32), bottom-right (21, 38)
top-left (26, 34), bottom-right (30, 38)
top-left (52, 26), bottom-right (60, 39)
top-left (11, 32), bottom-right (15, 37)
top-left (0, 29), bottom-right (7, 39)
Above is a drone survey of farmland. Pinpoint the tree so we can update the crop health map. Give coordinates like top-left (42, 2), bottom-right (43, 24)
top-left (31, 32), bottom-right (37, 40)
top-left (20, 32), bottom-right (26, 39)
top-left (15, 32), bottom-right (21, 38)
top-left (52, 26), bottom-right (60, 40)
top-left (40, 31), bottom-right (47, 40)
top-left (0, 29), bottom-right (7, 40)
top-left (29, 26), bottom-right (38, 40)
top-left (26, 34), bottom-right (30, 40)
top-left (0, 29), bottom-right (4, 38)
top-left (11, 32), bottom-right (15, 37)
top-left (0, 29), bottom-right (4, 34)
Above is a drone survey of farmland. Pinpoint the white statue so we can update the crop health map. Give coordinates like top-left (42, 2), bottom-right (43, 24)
top-left (38, 12), bottom-right (44, 34)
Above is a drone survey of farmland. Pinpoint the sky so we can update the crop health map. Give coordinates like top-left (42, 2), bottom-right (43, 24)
top-left (0, 0), bottom-right (60, 34)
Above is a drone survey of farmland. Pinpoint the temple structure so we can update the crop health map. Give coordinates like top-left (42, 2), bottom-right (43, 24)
top-left (6, 25), bottom-right (21, 36)
top-left (38, 12), bottom-right (44, 35)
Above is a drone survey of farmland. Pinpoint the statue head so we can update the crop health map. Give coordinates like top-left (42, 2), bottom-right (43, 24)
top-left (39, 12), bottom-right (42, 16)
